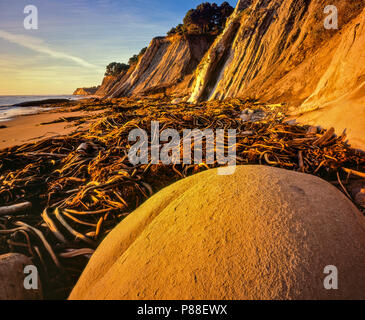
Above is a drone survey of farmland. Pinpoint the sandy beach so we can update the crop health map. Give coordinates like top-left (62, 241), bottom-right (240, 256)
top-left (0, 106), bottom-right (105, 150)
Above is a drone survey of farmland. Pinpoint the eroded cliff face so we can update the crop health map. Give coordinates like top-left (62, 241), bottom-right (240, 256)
top-left (94, 75), bottom-right (119, 97)
top-left (96, 0), bottom-right (364, 148)
top-left (106, 34), bottom-right (214, 98)
top-left (189, 0), bottom-right (364, 104)
top-left (187, 0), bottom-right (364, 149)
top-left (295, 7), bottom-right (365, 150)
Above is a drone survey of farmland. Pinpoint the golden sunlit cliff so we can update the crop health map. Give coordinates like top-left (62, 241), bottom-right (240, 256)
top-left (91, 0), bottom-right (365, 148)
top-left (187, 0), bottom-right (365, 148)
top-left (105, 34), bottom-right (215, 98)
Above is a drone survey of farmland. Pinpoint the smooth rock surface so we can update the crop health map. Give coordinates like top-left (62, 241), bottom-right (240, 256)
top-left (70, 166), bottom-right (365, 300)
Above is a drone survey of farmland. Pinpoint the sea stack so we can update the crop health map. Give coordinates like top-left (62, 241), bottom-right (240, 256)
top-left (70, 166), bottom-right (365, 300)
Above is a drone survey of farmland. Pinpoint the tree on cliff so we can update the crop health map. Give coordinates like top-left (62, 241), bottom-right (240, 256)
top-left (104, 47), bottom-right (147, 76)
top-left (128, 55), bottom-right (139, 65)
top-left (216, 2), bottom-right (234, 28)
top-left (139, 47), bottom-right (148, 55)
top-left (184, 3), bottom-right (217, 33)
top-left (105, 62), bottom-right (129, 76)
top-left (168, 2), bottom-right (233, 36)
top-left (129, 47), bottom-right (148, 65)
top-left (167, 24), bottom-right (186, 36)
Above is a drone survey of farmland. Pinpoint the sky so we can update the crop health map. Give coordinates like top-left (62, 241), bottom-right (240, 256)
top-left (0, 0), bottom-right (235, 95)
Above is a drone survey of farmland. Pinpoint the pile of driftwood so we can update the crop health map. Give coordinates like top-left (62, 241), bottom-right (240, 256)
top-left (0, 98), bottom-right (364, 298)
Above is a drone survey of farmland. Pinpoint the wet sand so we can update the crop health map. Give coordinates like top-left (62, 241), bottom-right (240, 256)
top-left (0, 107), bottom-right (104, 150)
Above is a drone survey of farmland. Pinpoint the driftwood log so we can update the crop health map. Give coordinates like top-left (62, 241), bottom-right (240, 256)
top-left (342, 168), bottom-right (365, 179)
top-left (0, 202), bottom-right (32, 216)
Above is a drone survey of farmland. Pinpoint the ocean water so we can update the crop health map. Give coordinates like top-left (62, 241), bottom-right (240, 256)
top-left (0, 95), bottom-right (78, 122)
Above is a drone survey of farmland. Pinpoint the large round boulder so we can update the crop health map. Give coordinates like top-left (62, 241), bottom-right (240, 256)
top-left (70, 166), bottom-right (365, 300)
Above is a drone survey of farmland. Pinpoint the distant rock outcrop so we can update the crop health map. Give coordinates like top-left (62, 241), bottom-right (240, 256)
top-left (70, 166), bottom-right (365, 300)
top-left (73, 86), bottom-right (99, 96)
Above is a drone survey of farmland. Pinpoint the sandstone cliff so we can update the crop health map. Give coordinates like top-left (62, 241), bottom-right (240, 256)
top-left (187, 0), bottom-right (364, 148)
top-left (94, 71), bottom-right (131, 97)
top-left (295, 5), bottom-right (365, 149)
top-left (94, 75), bottom-right (119, 97)
top-left (97, 0), bottom-right (364, 111)
top-left (93, 0), bottom-right (364, 148)
top-left (189, 0), bottom-right (364, 103)
top-left (106, 34), bottom-right (214, 98)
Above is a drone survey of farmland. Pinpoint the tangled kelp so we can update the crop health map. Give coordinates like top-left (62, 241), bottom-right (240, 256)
top-left (0, 98), bottom-right (364, 298)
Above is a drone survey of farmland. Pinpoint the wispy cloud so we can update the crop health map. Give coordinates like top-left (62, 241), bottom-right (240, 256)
top-left (0, 29), bottom-right (103, 71)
